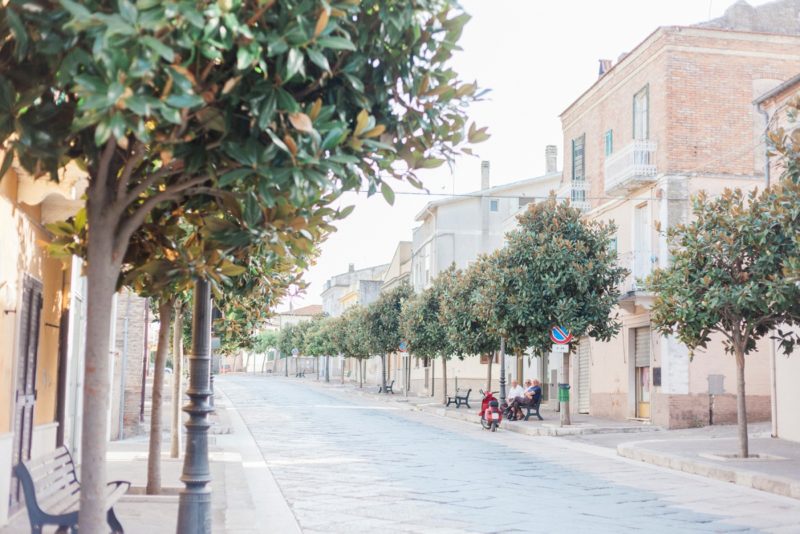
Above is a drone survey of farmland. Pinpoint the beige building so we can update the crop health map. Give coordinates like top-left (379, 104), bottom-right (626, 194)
top-left (0, 160), bottom-right (87, 525)
top-left (754, 72), bottom-right (800, 443)
top-left (558, 7), bottom-right (800, 427)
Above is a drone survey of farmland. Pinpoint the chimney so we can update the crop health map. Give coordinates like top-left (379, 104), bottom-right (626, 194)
top-left (348, 263), bottom-right (354, 272)
top-left (480, 160), bottom-right (490, 190)
top-left (598, 59), bottom-right (613, 77)
top-left (545, 145), bottom-right (558, 174)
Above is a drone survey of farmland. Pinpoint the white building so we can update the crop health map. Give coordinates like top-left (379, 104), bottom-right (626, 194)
top-left (321, 263), bottom-right (388, 318)
top-left (407, 153), bottom-right (562, 395)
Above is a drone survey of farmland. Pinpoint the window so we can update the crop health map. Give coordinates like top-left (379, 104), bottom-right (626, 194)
top-left (518, 197), bottom-right (533, 209)
top-left (571, 187), bottom-right (586, 203)
top-left (489, 199), bottom-right (499, 212)
top-left (633, 86), bottom-right (649, 140)
top-left (604, 130), bottom-right (613, 156)
top-left (571, 134), bottom-right (585, 181)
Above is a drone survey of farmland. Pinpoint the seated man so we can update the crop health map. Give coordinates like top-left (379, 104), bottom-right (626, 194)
top-left (509, 379), bottom-right (533, 420)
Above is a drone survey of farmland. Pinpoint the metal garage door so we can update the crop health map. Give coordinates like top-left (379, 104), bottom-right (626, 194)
top-left (577, 338), bottom-right (590, 414)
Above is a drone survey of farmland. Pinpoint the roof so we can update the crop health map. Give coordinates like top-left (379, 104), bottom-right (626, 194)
top-left (414, 171), bottom-right (561, 222)
top-left (754, 73), bottom-right (800, 104)
top-left (282, 304), bottom-right (323, 316)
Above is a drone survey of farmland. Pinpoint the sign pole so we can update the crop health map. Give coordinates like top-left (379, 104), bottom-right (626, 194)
top-left (560, 346), bottom-right (571, 427)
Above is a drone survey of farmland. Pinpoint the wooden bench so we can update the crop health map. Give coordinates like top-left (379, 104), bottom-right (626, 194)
top-left (522, 397), bottom-right (543, 421)
top-left (378, 379), bottom-right (395, 394)
top-left (446, 388), bottom-right (472, 409)
top-left (14, 445), bottom-right (129, 534)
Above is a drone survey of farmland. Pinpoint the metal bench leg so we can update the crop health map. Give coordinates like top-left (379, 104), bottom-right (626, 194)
top-left (464, 401), bottom-right (470, 409)
top-left (107, 506), bottom-right (124, 533)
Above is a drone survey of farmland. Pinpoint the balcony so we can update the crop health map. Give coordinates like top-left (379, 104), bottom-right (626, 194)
top-left (616, 250), bottom-right (656, 313)
top-left (569, 179), bottom-right (591, 212)
top-left (604, 140), bottom-right (657, 195)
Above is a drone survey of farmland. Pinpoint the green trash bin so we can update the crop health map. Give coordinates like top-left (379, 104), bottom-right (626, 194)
top-left (558, 383), bottom-right (570, 402)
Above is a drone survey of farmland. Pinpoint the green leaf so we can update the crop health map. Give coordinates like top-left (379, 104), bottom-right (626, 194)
top-left (306, 48), bottom-right (330, 72)
top-left (316, 36), bottom-right (356, 51)
top-left (380, 183), bottom-right (395, 205)
top-left (321, 127), bottom-right (346, 150)
top-left (141, 36), bottom-right (175, 62)
top-left (285, 48), bottom-right (304, 81)
top-left (74, 208), bottom-right (87, 231)
top-left (219, 168), bottom-right (253, 187)
top-left (165, 93), bottom-right (205, 108)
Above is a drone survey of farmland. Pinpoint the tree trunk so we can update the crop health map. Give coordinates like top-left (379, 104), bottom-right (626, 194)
top-left (561, 352), bottom-right (571, 426)
top-left (170, 308), bottom-right (183, 459)
top-left (325, 355), bottom-right (330, 382)
top-left (243, 352), bottom-right (251, 373)
top-left (431, 360), bottom-right (435, 398)
top-left (442, 358), bottom-right (448, 405)
top-left (79, 213), bottom-right (122, 533)
top-left (380, 354), bottom-right (387, 393)
top-left (341, 356), bottom-right (345, 384)
top-left (486, 353), bottom-right (493, 393)
top-left (147, 299), bottom-right (174, 494)
top-left (735, 344), bottom-right (749, 458)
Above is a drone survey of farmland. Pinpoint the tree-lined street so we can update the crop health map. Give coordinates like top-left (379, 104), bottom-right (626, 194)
top-left (220, 375), bottom-right (800, 533)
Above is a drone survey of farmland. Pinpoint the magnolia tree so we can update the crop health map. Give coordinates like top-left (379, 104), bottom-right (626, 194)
top-left (366, 284), bottom-right (413, 393)
top-left (1, 1), bottom-right (484, 526)
top-left (438, 265), bottom-right (498, 394)
top-left (339, 307), bottom-right (372, 387)
top-left (649, 186), bottom-right (800, 458)
top-left (401, 274), bottom-right (455, 402)
top-left (500, 198), bottom-right (627, 425)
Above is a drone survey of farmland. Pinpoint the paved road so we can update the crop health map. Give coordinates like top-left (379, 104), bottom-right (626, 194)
top-left (218, 375), bottom-right (800, 534)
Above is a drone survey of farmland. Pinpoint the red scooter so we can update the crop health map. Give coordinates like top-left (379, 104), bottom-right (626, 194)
top-left (479, 390), bottom-right (502, 432)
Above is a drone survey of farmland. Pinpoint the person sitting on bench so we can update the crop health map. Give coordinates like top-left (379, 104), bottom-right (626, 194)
top-left (503, 380), bottom-right (525, 418)
top-left (511, 379), bottom-right (542, 420)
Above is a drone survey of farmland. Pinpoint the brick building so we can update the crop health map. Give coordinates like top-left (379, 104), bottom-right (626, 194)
top-left (557, 15), bottom-right (800, 427)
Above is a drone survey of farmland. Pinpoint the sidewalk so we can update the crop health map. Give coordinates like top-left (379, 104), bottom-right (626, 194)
top-left (1, 386), bottom-right (298, 534)
top-left (305, 375), bottom-right (800, 502)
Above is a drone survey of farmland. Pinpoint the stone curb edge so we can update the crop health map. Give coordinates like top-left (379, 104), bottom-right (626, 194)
top-left (617, 443), bottom-right (800, 501)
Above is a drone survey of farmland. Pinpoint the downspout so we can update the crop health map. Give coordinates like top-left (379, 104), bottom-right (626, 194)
top-left (140, 299), bottom-right (149, 423)
top-left (757, 101), bottom-right (778, 439)
top-left (117, 292), bottom-right (131, 440)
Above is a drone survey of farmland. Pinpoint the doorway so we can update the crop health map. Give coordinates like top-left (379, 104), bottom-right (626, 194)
top-left (634, 327), bottom-right (651, 419)
top-left (9, 276), bottom-right (43, 513)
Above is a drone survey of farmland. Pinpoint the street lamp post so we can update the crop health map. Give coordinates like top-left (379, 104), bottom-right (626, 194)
top-left (499, 337), bottom-right (507, 406)
top-left (177, 278), bottom-right (213, 533)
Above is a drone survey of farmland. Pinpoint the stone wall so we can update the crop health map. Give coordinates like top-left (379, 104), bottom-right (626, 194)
top-left (651, 392), bottom-right (771, 429)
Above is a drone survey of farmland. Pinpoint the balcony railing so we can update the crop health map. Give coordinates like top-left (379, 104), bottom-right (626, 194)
top-left (604, 140), bottom-right (657, 195)
top-left (569, 179), bottom-right (591, 212)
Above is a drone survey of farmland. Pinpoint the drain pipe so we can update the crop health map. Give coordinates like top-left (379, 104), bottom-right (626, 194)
top-left (117, 292), bottom-right (131, 440)
top-left (757, 102), bottom-right (779, 439)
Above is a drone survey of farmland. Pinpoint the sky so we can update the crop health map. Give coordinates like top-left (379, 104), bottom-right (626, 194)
top-left (281, 0), bottom-right (774, 311)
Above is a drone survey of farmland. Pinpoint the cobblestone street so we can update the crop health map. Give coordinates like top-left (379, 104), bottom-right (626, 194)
top-left (219, 375), bottom-right (800, 534)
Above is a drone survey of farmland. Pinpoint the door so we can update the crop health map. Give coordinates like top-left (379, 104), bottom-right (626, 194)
top-left (577, 339), bottom-right (591, 414)
top-left (9, 276), bottom-right (43, 512)
top-left (634, 327), bottom-right (651, 419)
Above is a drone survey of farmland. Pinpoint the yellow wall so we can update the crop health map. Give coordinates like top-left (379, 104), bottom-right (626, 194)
top-left (0, 169), bottom-right (65, 432)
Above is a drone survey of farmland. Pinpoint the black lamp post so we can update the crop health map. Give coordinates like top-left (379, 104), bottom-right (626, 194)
top-left (176, 279), bottom-right (213, 533)
top-left (499, 337), bottom-right (507, 406)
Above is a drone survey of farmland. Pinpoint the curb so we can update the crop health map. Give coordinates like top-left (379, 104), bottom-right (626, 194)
top-left (617, 443), bottom-right (800, 501)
